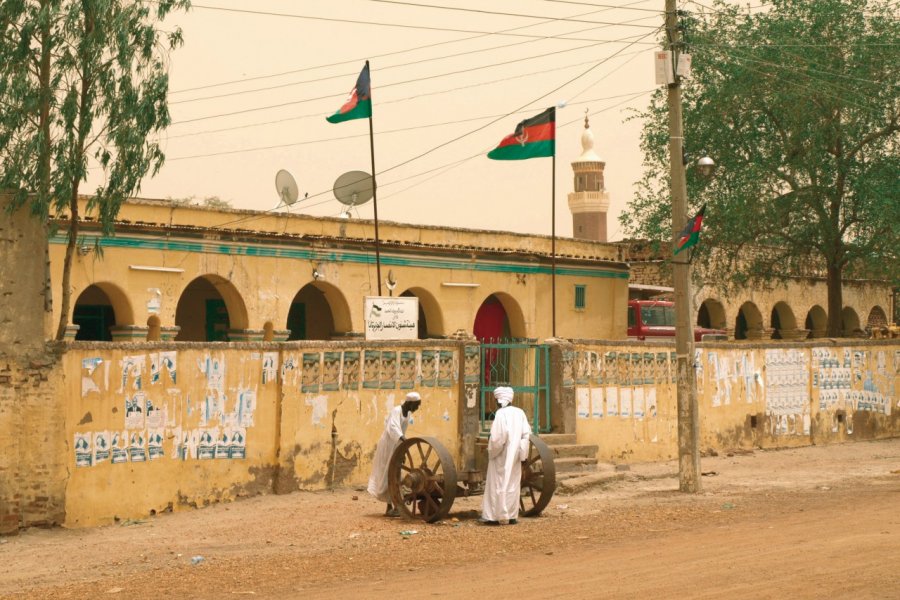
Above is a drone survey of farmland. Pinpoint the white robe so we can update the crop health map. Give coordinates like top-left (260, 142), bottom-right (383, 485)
top-left (367, 405), bottom-right (410, 502)
top-left (481, 405), bottom-right (531, 522)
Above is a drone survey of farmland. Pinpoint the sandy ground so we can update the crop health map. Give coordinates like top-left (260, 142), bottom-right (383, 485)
top-left (2, 438), bottom-right (899, 600)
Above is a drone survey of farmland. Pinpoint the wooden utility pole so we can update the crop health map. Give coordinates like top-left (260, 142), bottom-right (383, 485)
top-left (665, 0), bottom-right (701, 492)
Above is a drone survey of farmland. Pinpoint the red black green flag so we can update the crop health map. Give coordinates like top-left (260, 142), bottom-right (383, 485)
top-left (326, 63), bottom-right (372, 124)
top-left (487, 107), bottom-right (555, 160)
top-left (674, 204), bottom-right (706, 255)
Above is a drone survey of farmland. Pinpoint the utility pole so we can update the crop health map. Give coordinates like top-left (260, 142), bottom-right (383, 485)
top-left (665, 0), bottom-right (701, 493)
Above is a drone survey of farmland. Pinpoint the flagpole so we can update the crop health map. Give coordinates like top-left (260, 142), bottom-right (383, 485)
top-left (551, 146), bottom-right (557, 338)
top-left (365, 60), bottom-right (383, 296)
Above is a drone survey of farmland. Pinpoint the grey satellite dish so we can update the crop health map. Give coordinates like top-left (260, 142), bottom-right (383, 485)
top-left (333, 170), bottom-right (374, 207)
top-left (275, 169), bottom-right (300, 206)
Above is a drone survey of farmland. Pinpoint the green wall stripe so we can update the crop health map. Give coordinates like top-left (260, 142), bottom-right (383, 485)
top-left (52, 234), bottom-right (628, 280)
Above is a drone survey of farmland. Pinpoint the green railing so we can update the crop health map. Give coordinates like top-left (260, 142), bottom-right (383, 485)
top-left (479, 339), bottom-right (551, 435)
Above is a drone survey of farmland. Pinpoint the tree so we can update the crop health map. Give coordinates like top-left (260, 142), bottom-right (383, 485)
top-left (0, 0), bottom-right (188, 340)
top-left (622, 0), bottom-right (899, 336)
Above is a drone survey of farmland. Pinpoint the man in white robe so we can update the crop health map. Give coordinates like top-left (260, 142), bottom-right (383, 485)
top-left (367, 391), bottom-right (421, 517)
top-left (481, 386), bottom-right (531, 525)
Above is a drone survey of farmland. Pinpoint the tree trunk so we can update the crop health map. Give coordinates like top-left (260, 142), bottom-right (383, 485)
top-left (826, 263), bottom-right (844, 337)
top-left (39, 1), bottom-right (55, 338)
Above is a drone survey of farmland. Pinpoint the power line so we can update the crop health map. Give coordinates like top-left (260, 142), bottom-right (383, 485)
top-left (201, 29), bottom-right (658, 232)
top-left (364, 0), bottom-right (660, 28)
top-left (172, 30), bottom-right (655, 125)
top-left (185, 1), bottom-right (657, 41)
top-left (171, 7), bottom-right (654, 95)
top-left (170, 16), bottom-right (659, 106)
top-left (163, 90), bottom-right (655, 161)
top-left (541, 0), bottom-right (661, 13)
top-left (161, 48), bottom-right (648, 140)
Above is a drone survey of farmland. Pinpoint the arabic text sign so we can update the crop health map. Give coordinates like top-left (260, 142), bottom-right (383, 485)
top-left (364, 296), bottom-right (418, 340)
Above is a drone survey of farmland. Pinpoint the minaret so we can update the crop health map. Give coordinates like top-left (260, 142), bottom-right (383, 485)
top-left (567, 110), bottom-right (610, 242)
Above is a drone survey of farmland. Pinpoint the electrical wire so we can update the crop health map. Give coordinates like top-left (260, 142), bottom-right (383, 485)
top-left (201, 28), bottom-right (660, 231)
top-left (185, 1), bottom-right (655, 42)
top-left (364, 0), bottom-right (660, 28)
top-left (170, 6), bottom-right (654, 95)
top-left (171, 30), bottom-right (655, 125)
top-left (163, 90), bottom-right (655, 161)
top-left (170, 16), bottom-right (660, 106)
top-left (160, 48), bottom-right (649, 141)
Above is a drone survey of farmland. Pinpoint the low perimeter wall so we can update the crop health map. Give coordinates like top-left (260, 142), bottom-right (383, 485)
top-left (566, 339), bottom-right (900, 462)
top-left (3, 340), bottom-right (475, 531)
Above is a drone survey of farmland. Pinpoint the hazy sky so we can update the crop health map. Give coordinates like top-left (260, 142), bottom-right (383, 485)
top-left (105, 0), bottom-right (756, 240)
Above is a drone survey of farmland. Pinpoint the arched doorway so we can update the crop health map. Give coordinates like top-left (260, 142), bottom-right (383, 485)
top-left (72, 282), bottom-right (133, 341)
top-left (399, 287), bottom-right (444, 339)
top-left (735, 301), bottom-right (763, 340)
top-left (286, 281), bottom-right (351, 340)
top-left (866, 306), bottom-right (888, 331)
top-left (175, 275), bottom-right (247, 341)
top-left (842, 307), bottom-right (861, 337)
top-left (770, 301), bottom-right (797, 340)
top-left (697, 298), bottom-right (727, 330)
top-left (805, 305), bottom-right (827, 338)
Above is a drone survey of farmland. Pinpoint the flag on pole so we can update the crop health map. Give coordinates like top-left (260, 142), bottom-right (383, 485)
top-left (674, 204), bottom-right (706, 255)
top-left (487, 107), bottom-right (555, 160)
top-left (326, 63), bottom-right (372, 123)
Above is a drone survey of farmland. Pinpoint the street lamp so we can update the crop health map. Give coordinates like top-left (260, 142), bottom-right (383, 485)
top-left (696, 156), bottom-right (716, 178)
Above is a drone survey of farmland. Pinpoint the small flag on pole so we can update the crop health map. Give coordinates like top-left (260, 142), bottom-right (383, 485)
top-left (674, 204), bottom-right (706, 255)
top-left (326, 63), bottom-right (372, 124)
top-left (487, 107), bottom-right (555, 160)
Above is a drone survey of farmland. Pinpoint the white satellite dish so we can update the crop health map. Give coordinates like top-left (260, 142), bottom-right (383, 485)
top-left (275, 169), bottom-right (300, 206)
top-left (333, 170), bottom-right (374, 207)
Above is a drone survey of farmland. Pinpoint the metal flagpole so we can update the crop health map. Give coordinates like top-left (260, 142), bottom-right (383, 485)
top-left (551, 140), bottom-right (557, 338)
top-left (366, 60), bottom-right (383, 296)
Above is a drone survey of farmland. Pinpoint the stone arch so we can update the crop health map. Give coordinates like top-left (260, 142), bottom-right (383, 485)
top-left (473, 292), bottom-right (527, 341)
top-left (285, 281), bottom-right (352, 340)
top-left (841, 306), bottom-right (861, 337)
top-left (399, 287), bottom-right (445, 339)
top-left (804, 305), bottom-right (827, 339)
top-left (734, 301), bottom-right (763, 340)
top-left (697, 298), bottom-right (727, 330)
top-left (866, 305), bottom-right (888, 330)
top-left (770, 301), bottom-right (798, 340)
top-left (72, 282), bottom-right (134, 341)
top-left (174, 275), bottom-right (249, 341)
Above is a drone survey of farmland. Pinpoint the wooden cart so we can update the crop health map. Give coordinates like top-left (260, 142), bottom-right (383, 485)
top-left (387, 434), bottom-right (556, 523)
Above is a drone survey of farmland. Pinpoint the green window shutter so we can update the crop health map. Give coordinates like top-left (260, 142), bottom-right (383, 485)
top-left (574, 285), bottom-right (586, 310)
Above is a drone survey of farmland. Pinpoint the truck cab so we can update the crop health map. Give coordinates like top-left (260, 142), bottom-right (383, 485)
top-left (627, 299), bottom-right (725, 342)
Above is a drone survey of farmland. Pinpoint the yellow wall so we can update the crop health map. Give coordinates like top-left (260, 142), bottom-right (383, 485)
top-left (569, 340), bottom-right (900, 462)
top-left (51, 198), bottom-right (629, 343)
top-left (64, 342), bottom-right (464, 527)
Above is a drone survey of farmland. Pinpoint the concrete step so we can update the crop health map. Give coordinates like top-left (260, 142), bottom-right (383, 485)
top-left (553, 456), bottom-right (599, 474)
top-left (539, 433), bottom-right (576, 445)
top-left (549, 443), bottom-right (599, 459)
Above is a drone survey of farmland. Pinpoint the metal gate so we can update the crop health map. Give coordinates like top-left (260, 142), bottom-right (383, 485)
top-left (479, 339), bottom-right (551, 435)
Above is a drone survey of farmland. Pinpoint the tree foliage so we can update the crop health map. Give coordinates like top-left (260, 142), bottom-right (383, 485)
top-left (0, 0), bottom-right (189, 340)
top-left (622, 0), bottom-right (899, 335)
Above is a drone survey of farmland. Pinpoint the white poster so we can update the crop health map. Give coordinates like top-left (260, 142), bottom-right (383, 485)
top-left (364, 296), bottom-right (418, 340)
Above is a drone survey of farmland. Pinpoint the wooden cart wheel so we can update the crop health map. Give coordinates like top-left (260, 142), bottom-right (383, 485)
top-left (388, 436), bottom-right (458, 523)
top-left (520, 434), bottom-right (556, 517)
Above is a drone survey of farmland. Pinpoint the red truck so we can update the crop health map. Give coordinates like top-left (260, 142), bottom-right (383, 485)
top-left (627, 299), bottom-right (725, 342)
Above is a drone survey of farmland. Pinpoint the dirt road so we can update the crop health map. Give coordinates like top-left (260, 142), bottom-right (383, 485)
top-left (2, 439), bottom-right (899, 599)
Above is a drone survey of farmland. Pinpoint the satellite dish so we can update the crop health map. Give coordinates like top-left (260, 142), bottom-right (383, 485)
top-left (275, 169), bottom-right (299, 206)
top-left (333, 170), bottom-right (374, 207)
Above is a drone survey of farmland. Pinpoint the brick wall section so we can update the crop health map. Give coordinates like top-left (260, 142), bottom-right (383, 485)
top-left (0, 350), bottom-right (68, 534)
top-left (0, 196), bottom-right (65, 535)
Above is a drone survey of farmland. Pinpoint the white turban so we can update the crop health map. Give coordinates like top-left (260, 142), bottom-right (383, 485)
top-left (494, 386), bottom-right (514, 407)
top-left (405, 392), bottom-right (421, 402)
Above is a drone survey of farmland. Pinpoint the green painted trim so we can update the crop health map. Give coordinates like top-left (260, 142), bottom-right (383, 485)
top-left (52, 233), bottom-right (629, 279)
